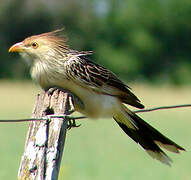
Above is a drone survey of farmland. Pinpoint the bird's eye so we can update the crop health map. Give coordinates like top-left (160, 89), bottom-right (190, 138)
top-left (31, 42), bottom-right (38, 49)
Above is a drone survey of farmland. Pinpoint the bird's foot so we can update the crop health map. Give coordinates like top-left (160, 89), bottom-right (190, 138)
top-left (66, 116), bottom-right (87, 129)
top-left (67, 118), bottom-right (81, 130)
top-left (45, 114), bottom-right (86, 129)
top-left (46, 87), bottom-right (64, 96)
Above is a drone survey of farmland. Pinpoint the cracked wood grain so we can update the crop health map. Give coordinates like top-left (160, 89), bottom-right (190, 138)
top-left (18, 89), bottom-right (75, 180)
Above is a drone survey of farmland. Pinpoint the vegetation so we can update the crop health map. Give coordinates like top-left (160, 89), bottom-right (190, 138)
top-left (1, 0), bottom-right (191, 84)
top-left (0, 82), bottom-right (190, 179)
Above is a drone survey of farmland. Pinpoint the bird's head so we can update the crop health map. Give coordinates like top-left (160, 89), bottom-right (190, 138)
top-left (9, 28), bottom-right (68, 63)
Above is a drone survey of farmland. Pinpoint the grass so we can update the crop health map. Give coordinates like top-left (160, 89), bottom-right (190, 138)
top-left (0, 81), bottom-right (190, 180)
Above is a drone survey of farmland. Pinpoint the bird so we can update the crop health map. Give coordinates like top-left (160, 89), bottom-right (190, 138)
top-left (9, 29), bottom-right (185, 166)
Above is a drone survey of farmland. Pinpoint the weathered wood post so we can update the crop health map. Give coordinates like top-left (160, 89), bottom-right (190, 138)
top-left (18, 89), bottom-right (75, 180)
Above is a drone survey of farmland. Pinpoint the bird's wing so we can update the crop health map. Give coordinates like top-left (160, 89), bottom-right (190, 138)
top-left (64, 54), bottom-right (144, 109)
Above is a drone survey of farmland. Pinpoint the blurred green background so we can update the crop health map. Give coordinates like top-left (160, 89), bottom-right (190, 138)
top-left (0, 0), bottom-right (191, 179)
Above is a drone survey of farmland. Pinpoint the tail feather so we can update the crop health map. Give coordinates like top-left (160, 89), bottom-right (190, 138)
top-left (146, 150), bottom-right (172, 166)
top-left (113, 105), bottom-right (185, 166)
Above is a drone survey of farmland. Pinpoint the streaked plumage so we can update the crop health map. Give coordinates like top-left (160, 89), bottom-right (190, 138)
top-left (9, 29), bottom-right (185, 166)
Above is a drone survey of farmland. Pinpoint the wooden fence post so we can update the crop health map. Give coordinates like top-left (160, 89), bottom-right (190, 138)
top-left (18, 89), bottom-right (75, 180)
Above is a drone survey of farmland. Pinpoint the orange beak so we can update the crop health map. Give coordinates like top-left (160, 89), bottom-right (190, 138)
top-left (9, 42), bottom-right (25, 53)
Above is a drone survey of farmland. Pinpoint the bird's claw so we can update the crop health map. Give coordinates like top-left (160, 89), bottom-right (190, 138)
top-left (45, 114), bottom-right (82, 129)
top-left (67, 119), bottom-right (81, 130)
top-left (46, 87), bottom-right (60, 95)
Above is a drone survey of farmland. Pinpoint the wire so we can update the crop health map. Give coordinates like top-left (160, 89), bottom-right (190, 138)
top-left (134, 104), bottom-right (191, 113)
top-left (0, 104), bottom-right (190, 123)
top-left (0, 116), bottom-right (87, 123)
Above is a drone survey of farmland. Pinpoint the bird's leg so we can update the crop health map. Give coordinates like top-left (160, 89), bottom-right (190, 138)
top-left (45, 114), bottom-right (86, 129)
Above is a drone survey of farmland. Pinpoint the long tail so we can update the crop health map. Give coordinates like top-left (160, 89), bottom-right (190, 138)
top-left (113, 105), bottom-right (185, 166)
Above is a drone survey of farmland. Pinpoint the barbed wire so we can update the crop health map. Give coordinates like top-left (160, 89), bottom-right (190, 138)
top-left (0, 104), bottom-right (190, 123)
